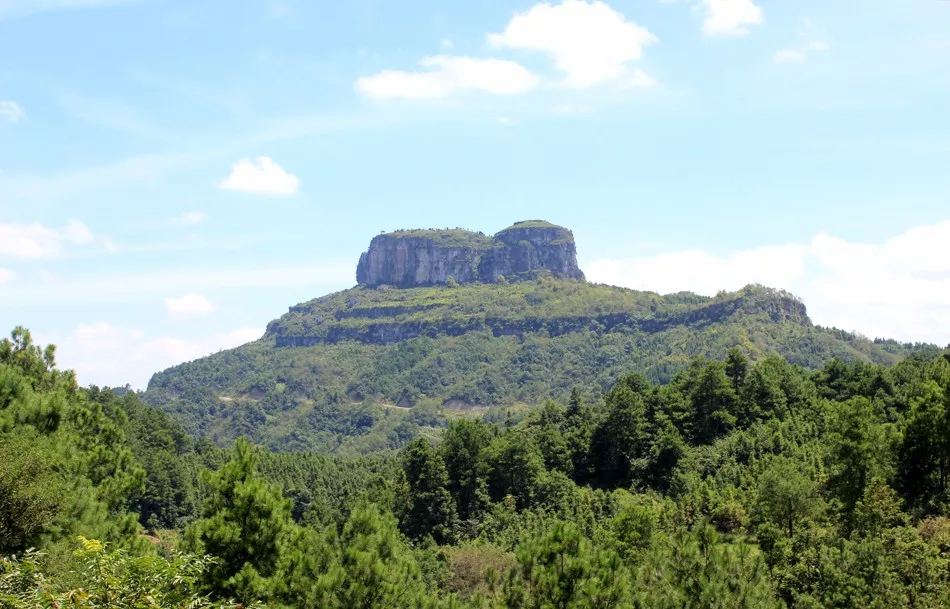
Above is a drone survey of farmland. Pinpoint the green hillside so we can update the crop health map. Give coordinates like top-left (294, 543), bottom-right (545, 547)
top-left (143, 280), bottom-right (935, 453)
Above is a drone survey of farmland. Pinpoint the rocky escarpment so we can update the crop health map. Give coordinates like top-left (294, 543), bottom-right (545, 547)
top-left (270, 285), bottom-right (810, 347)
top-left (355, 220), bottom-right (585, 287)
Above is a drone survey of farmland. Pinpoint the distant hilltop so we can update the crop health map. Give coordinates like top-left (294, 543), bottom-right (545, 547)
top-left (356, 220), bottom-right (586, 288)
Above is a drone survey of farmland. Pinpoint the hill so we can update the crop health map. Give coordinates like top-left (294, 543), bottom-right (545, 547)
top-left (144, 276), bottom-right (933, 453)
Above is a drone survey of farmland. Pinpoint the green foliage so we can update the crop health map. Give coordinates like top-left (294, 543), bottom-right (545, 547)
top-left (319, 502), bottom-right (432, 608)
top-left (0, 435), bottom-right (63, 554)
top-left (401, 438), bottom-right (458, 544)
top-left (0, 329), bottom-right (142, 554)
top-left (380, 227), bottom-right (493, 249)
top-left (589, 377), bottom-right (650, 486)
top-left (144, 282), bottom-right (931, 453)
top-left (8, 326), bottom-right (950, 608)
top-left (756, 457), bottom-right (821, 537)
top-left (0, 537), bottom-right (249, 609)
top-left (442, 419), bottom-right (494, 524)
top-left (501, 520), bottom-right (627, 608)
top-left (188, 438), bottom-right (292, 604)
top-left (636, 524), bottom-right (780, 609)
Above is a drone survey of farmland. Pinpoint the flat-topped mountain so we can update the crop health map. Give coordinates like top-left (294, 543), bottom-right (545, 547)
top-left (145, 275), bottom-right (932, 453)
top-left (356, 220), bottom-right (585, 287)
top-left (142, 220), bottom-right (938, 454)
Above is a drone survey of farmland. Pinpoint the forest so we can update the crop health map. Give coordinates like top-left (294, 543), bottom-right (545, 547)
top-left (4, 324), bottom-right (950, 608)
top-left (144, 282), bottom-right (936, 453)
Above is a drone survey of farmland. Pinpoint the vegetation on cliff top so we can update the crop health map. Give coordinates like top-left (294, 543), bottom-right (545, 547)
top-left (377, 228), bottom-right (494, 249)
top-left (494, 219), bottom-right (566, 233)
top-left (370, 220), bottom-right (575, 252)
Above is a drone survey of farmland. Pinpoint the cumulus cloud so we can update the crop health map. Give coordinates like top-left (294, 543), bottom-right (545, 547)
top-left (357, 56), bottom-right (539, 100)
top-left (487, 0), bottom-right (657, 88)
top-left (699, 0), bottom-right (763, 37)
top-left (356, 0), bottom-right (656, 99)
top-left (585, 220), bottom-right (950, 346)
top-left (165, 293), bottom-right (214, 317)
top-left (218, 156), bottom-right (300, 195)
top-left (54, 323), bottom-right (264, 389)
top-left (0, 100), bottom-right (24, 122)
top-left (0, 269), bottom-right (17, 283)
top-left (0, 219), bottom-right (95, 258)
top-left (774, 19), bottom-right (830, 63)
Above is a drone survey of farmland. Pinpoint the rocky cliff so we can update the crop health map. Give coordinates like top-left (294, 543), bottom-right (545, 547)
top-left (355, 220), bottom-right (585, 287)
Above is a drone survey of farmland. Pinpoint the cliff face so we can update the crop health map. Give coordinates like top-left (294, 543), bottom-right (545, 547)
top-left (268, 284), bottom-right (810, 348)
top-left (356, 234), bottom-right (486, 288)
top-left (356, 220), bottom-right (585, 287)
top-left (481, 224), bottom-right (585, 283)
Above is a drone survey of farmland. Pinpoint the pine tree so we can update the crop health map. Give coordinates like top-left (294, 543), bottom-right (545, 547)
top-left (441, 419), bottom-right (493, 523)
top-left (725, 348), bottom-right (749, 393)
top-left (826, 397), bottom-right (883, 521)
top-left (502, 520), bottom-right (628, 608)
top-left (897, 381), bottom-right (949, 512)
top-left (190, 437), bottom-right (292, 604)
top-left (690, 362), bottom-right (738, 445)
top-left (401, 438), bottom-right (458, 544)
top-left (315, 502), bottom-right (433, 609)
top-left (757, 457), bottom-right (820, 538)
top-left (484, 431), bottom-right (545, 508)
top-left (589, 384), bottom-right (649, 487)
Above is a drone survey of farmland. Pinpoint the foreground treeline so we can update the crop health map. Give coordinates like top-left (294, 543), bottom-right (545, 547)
top-left (3, 326), bottom-right (950, 608)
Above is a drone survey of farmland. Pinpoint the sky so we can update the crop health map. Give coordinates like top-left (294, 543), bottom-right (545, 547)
top-left (1, 0), bottom-right (949, 389)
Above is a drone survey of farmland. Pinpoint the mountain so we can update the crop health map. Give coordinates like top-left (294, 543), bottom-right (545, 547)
top-left (355, 220), bottom-right (584, 287)
top-left (144, 220), bottom-right (934, 453)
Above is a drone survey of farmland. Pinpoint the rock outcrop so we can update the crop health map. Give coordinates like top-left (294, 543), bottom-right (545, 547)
top-left (356, 220), bottom-right (585, 287)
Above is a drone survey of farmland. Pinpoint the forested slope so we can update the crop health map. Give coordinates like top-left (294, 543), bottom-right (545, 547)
top-left (145, 281), bottom-right (937, 452)
top-left (6, 326), bottom-right (950, 608)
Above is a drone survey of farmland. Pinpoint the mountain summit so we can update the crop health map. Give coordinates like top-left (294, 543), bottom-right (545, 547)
top-left (356, 220), bottom-right (585, 288)
top-left (144, 215), bottom-right (929, 453)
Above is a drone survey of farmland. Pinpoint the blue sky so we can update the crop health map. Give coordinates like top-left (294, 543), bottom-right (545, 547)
top-left (1, 0), bottom-right (949, 388)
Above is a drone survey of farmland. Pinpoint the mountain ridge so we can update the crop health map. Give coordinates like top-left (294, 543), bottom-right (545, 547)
top-left (144, 279), bottom-right (935, 453)
top-left (142, 220), bottom-right (940, 452)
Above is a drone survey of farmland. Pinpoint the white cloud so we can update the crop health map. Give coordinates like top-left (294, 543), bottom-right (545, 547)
top-left (586, 219), bottom-right (950, 346)
top-left (774, 19), bottom-right (830, 63)
top-left (54, 322), bottom-right (264, 389)
top-left (357, 55), bottom-right (539, 100)
top-left (0, 269), bottom-right (17, 283)
top-left (0, 100), bottom-right (24, 122)
top-left (773, 49), bottom-right (807, 63)
top-left (165, 293), bottom-right (214, 317)
top-left (218, 156), bottom-right (300, 195)
top-left (487, 0), bottom-right (657, 88)
top-left (700, 0), bottom-right (762, 37)
top-left (173, 211), bottom-right (206, 226)
top-left (0, 219), bottom-right (95, 258)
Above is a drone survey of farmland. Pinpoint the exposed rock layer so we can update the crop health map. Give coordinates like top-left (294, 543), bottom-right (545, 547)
top-left (270, 286), bottom-right (810, 347)
top-left (355, 220), bottom-right (585, 287)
